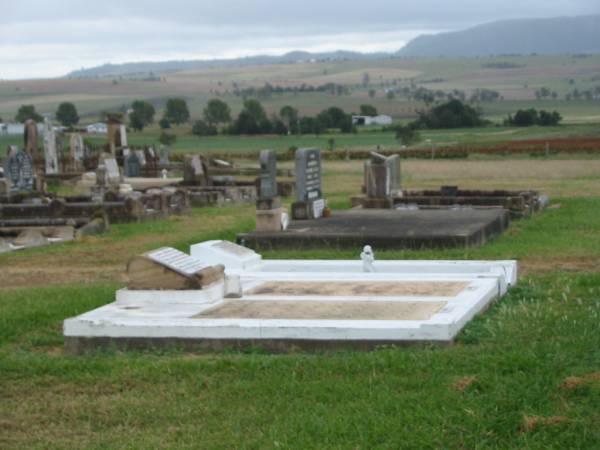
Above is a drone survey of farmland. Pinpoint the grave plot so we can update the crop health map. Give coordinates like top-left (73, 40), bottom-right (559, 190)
top-left (351, 152), bottom-right (549, 218)
top-left (64, 240), bottom-right (517, 353)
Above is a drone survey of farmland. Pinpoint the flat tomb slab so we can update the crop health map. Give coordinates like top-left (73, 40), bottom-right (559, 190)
top-left (195, 300), bottom-right (446, 320)
top-left (245, 281), bottom-right (468, 297)
top-left (238, 209), bottom-right (509, 250)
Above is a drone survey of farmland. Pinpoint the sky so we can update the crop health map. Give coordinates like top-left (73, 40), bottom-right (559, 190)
top-left (1, 0), bottom-right (599, 80)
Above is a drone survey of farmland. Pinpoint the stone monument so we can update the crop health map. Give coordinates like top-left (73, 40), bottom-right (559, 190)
top-left (124, 152), bottom-right (141, 177)
top-left (183, 155), bottom-right (208, 186)
top-left (5, 147), bottom-right (34, 192)
top-left (42, 118), bottom-right (59, 175)
top-left (363, 152), bottom-right (401, 208)
top-left (292, 148), bottom-right (326, 220)
top-left (159, 145), bottom-right (170, 166)
top-left (69, 133), bottom-right (85, 171)
top-left (256, 149), bottom-right (284, 231)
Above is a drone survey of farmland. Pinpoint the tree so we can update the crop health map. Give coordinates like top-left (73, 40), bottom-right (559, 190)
top-left (15, 105), bottom-right (43, 123)
top-left (411, 99), bottom-right (486, 129)
top-left (159, 132), bottom-right (177, 146)
top-left (159, 117), bottom-right (171, 129)
top-left (203, 98), bottom-right (231, 126)
top-left (129, 100), bottom-right (155, 131)
top-left (192, 119), bottom-right (218, 137)
top-left (386, 91), bottom-right (396, 100)
top-left (359, 104), bottom-right (378, 116)
top-left (395, 125), bottom-right (420, 146)
top-left (368, 89), bottom-right (376, 99)
top-left (55, 102), bottom-right (79, 127)
top-left (163, 98), bottom-right (190, 125)
top-left (230, 99), bottom-right (271, 134)
top-left (279, 105), bottom-right (298, 133)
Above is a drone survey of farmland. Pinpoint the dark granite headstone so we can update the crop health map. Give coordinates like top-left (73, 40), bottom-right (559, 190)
top-left (259, 149), bottom-right (277, 199)
top-left (295, 148), bottom-right (322, 202)
top-left (5, 147), bottom-right (34, 192)
top-left (124, 152), bottom-right (141, 177)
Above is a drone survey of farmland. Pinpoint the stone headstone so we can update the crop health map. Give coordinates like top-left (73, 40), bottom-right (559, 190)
top-left (135, 150), bottom-right (147, 167)
top-left (295, 148), bottom-right (322, 202)
top-left (70, 133), bottom-right (85, 170)
top-left (124, 152), bottom-right (141, 177)
top-left (43, 118), bottom-right (59, 175)
top-left (119, 125), bottom-right (128, 147)
top-left (127, 247), bottom-right (225, 290)
top-left (14, 229), bottom-right (48, 248)
top-left (106, 113), bottom-right (124, 154)
top-left (5, 147), bottom-right (34, 192)
top-left (259, 149), bottom-right (278, 199)
top-left (365, 152), bottom-right (401, 199)
top-left (24, 119), bottom-right (38, 157)
top-left (183, 155), bottom-right (208, 186)
top-left (159, 145), bottom-right (170, 166)
top-left (104, 158), bottom-right (121, 185)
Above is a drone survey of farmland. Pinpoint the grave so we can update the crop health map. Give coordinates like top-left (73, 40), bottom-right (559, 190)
top-left (255, 149), bottom-right (286, 232)
top-left (124, 152), bottom-right (141, 177)
top-left (159, 145), bottom-right (170, 166)
top-left (4, 147), bottom-right (34, 193)
top-left (363, 152), bottom-right (401, 208)
top-left (69, 134), bottom-right (85, 171)
top-left (64, 240), bottom-right (518, 353)
top-left (238, 208), bottom-right (509, 250)
top-left (183, 155), bottom-right (208, 186)
top-left (42, 119), bottom-right (59, 175)
top-left (292, 148), bottom-right (326, 220)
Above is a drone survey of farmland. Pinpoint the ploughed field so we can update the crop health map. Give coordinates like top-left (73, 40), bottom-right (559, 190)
top-left (1, 157), bottom-right (600, 448)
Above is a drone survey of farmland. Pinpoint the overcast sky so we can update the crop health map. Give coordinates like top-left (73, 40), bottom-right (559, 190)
top-left (1, 0), bottom-right (598, 80)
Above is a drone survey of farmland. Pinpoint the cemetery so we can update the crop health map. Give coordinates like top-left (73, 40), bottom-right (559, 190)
top-left (64, 240), bottom-right (517, 353)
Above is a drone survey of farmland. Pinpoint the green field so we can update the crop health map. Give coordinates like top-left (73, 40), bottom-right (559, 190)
top-left (1, 158), bottom-right (600, 448)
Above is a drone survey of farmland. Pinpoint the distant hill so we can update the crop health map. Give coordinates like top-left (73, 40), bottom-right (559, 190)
top-left (66, 50), bottom-right (386, 78)
top-left (398, 15), bottom-right (600, 57)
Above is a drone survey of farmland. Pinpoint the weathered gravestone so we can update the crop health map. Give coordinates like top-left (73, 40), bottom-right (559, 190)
top-left (5, 147), bottom-right (34, 192)
top-left (183, 155), bottom-right (208, 186)
top-left (159, 145), bottom-right (170, 166)
top-left (24, 119), bottom-right (39, 157)
top-left (135, 150), bottom-right (147, 167)
top-left (43, 118), bottom-right (59, 175)
top-left (292, 148), bottom-right (326, 220)
top-left (124, 152), bottom-right (141, 177)
top-left (144, 146), bottom-right (158, 176)
top-left (364, 152), bottom-right (401, 207)
top-left (127, 247), bottom-right (225, 290)
top-left (256, 149), bottom-right (284, 231)
top-left (106, 113), bottom-right (124, 155)
top-left (69, 133), bottom-right (85, 171)
top-left (104, 158), bottom-right (121, 186)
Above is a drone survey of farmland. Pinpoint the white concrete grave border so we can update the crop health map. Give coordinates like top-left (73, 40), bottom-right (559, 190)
top-left (64, 240), bottom-right (518, 350)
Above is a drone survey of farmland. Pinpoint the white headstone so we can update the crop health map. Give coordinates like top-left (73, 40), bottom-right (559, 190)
top-left (146, 247), bottom-right (211, 276)
top-left (190, 240), bottom-right (262, 271)
top-left (43, 118), bottom-right (59, 174)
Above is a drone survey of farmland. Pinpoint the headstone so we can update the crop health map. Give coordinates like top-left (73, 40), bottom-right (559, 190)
top-left (159, 145), bottom-right (170, 166)
top-left (124, 152), bottom-right (141, 177)
top-left (144, 147), bottom-right (157, 176)
top-left (126, 247), bottom-right (225, 290)
top-left (24, 119), bottom-right (39, 157)
top-left (183, 155), bottom-right (208, 186)
top-left (135, 150), bottom-right (147, 167)
top-left (14, 229), bottom-right (48, 248)
top-left (106, 113), bottom-right (124, 154)
top-left (42, 118), bottom-right (59, 174)
top-left (119, 125), bottom-right (128, 147)
top-left (365, 152), bottom-right (401, 200)
top-left (104, 158), bottom-right (121, 185)
top-left (69, 133), bottom-right (85, 170)
top-left (5, 147), bottom-right (34, 192)
top-left (259, 149), bottom-right (278, 199)
top-left (292, 148), bottom-right (326, 220)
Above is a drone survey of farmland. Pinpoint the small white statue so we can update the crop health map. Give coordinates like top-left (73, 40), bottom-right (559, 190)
top-left (361, 245), bottom-right (375, 273)
top-left (161, 169), bottom-right (168, 179)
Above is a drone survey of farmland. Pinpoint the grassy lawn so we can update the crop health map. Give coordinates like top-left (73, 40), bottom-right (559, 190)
top-left (1, 156), bottom-right (600, 448)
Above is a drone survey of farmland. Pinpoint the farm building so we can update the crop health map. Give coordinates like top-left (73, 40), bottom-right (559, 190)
top-left (352, 115), bottom-right (393, 126)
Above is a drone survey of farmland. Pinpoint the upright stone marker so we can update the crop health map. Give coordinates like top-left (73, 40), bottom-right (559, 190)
top-left (124, 152), bottom-right (141, 177)
top-left (183, 155), bottom-right (208, 186)
top-left (292, 148), bottom-right (326, 220)
top-left (43, 118), bottom-right (59, 175)
top-left (259, 149), bottom-right (278, 199)
top-left (135, 150), bottom-right (147, 167)
top-left (256, 149), bottom-right (284, 231)
top-left (159, 145), bottom-right (170, 166)
top-left (5, 147), bottom-right (34, 192)
top-left (104, 158), bottom-right (121, 186)
top-left (364, 152), bottom-right (401, 208)
top-left (24, 119), bottom-right (39, 157)
top-left (119, 125), bottom-right (128, 147)
top-left (70, 133), bottom-right (85, 171)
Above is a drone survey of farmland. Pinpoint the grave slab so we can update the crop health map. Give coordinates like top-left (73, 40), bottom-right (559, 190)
top-left (238, 208), bottom-right (509, 250)
top-left (64, 241), bottom-right (517, 353)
